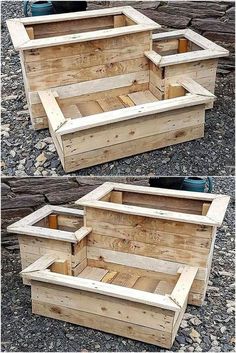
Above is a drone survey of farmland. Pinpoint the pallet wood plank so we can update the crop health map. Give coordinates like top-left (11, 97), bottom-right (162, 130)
top-left (170, 266), bottom-right (198, 307)
top-left (154, 281), bottom-right (176, 295)
top-left (97, 97), bottom-right (125, 112)
top-left (28, 270), bottom-right (180, 311)
top-left (118, 95), bottom-right (135, 107)
top-left (133, 276), bottom-right (159, 292)
top-left (78, 266), bottom-right (108, 281)
top-left (32, 300), bottom-right (173, 347)
top-left (38, 90), bottom-right (66, 131)
top-left (111, 272), bottom-right (139, 288)
top-left (77, 101), bottom-right (103, 117)
top-left (128, 90), bottom-right (157, 104)
top-left (101, 271), bottom-right (118, 283)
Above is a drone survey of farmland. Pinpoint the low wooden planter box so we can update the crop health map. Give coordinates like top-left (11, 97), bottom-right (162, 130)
top-left (38, 77), bottom-right (215, 172)
top-left (6, 6), bottom-right (160, 130)
top-left (7, 205), bottom-right (89, 280)
top-left (149, 29), bottom-right (229, 101)
top-left (8, 183), bottom-right (229, 348)
top-left (21, 253), bottom-right (197, 348)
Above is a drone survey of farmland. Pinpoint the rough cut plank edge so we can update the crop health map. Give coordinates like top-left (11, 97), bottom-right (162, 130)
top-left (184, 29), bottom-right (229, 54)
top-left (18, 6), bottom-right (158, 26)
top-left (57, 94), bottom-right (211, 135)
top-left (170, 266), bottom-right (198, 307)
top-left (159, 49), bottom-right (229, 67)
top-left (76, 182), bottom-right (219, 202)
top-left (178, 78), bottom-right (216, 98)
top-left (27, 270), bottom-right (180, 311)
top-left (21, 253), bottom-right (58, 274)
top-left (8, 225), bottom-right (77, 243)
top-left (38, 90), bottom-right (66, 132)
top-left (6, 19), bottom-right (30, 50)
top-left (19, 7), bottom-right (127, 24)
top-left (206, 196), bottom-right (230, 226)
top-left (77, 200), bottom-right (218, 226)
top-left (144, 50), bottom-right (162, 65)
top-left (75, 227), bottom-right (92, 242)
top-left (76, 182), bottom-right (115, 203)
top-left (152, 30), bottom-right (187, 40)
top-left (20, 24), bottom-right (159, 50)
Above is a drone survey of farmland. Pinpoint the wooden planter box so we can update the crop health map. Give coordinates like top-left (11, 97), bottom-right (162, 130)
top-left (38, 77), bottom-right (215, 172)
top-left (76, 182), bottom-right (230, 307)
top-left (149, 29), bottom-right (229, 101)
top-left (21, 253), bottom-right (197, 348)
top-left (7, 205), bottom-right (89, 280)
top-left (8, 183), bottom-right (229, 348)
top-left (6, 6), bottom-right (160, 130)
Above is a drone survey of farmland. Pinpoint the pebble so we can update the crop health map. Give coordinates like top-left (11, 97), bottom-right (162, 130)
top-left (190, 317), bottom-right (202, 326)
top-left (10, 150), bottom-right (16, 158)
top-left (189, 329), bottom-right (201, 343)
top-left (35, 141), bottom-right (46, 150)
top-left (36, 152), bottom-right (47, 165)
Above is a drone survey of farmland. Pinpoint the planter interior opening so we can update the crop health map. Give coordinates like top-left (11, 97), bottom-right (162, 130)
top-left (33, 212), bottom-right (84, 232)
top-left (25, 14), bottom-right (137, 39)
top-left (49, 260), bottom-right (179, 295)
top-left (100, 189), bottom-right (212, 216)
top-left (153, 37), bottom-right (203, 56)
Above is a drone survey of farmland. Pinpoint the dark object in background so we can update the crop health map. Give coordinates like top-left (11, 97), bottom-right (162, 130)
top-left (52, 1), bottom-right (87, 13)
top-left (149, 177), bottom-right (185, 190)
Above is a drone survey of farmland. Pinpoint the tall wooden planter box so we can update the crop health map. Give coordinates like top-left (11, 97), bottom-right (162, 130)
top-left (6, 6), bottom-right (160, 130)
top-left (38, 76), bottom-right (215, 172)
top-left (150, 29), bottom-right (229, 101)
top-left (8, 183), bottom-right (229, 348)
top-left (7, 205), bottom-right (90, 280)
top-left (77, 182), bottom-right (230, 307)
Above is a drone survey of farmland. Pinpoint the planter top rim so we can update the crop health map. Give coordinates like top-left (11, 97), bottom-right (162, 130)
top-left (152, 28), bottom-right (229, 66)
top-left (76, 182), bottom-right (230, 227)
top-left (7, 6), bottom-right (160, 50)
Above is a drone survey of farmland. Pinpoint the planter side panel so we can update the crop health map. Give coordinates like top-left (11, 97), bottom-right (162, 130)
top-left (61, 106), bottom-right (205, 172)
top-left (19, 235), bottom-right (72, 270)
top-left (31, 281), bottom-right (174, 348)
top-left (164, 59), bottom-right (218, 101)
top-left (85, 207), bottom-right (214, 305)
top-left (22, 31), bottom-right (151, 130)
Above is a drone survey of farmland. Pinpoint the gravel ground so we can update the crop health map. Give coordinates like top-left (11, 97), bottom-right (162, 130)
top-left (1, 176), bottom-right (235, 352)
top-left (1, 1), bottom-right (235, 177)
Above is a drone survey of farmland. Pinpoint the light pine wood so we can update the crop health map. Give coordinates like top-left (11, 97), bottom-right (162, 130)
top-left (170, 266), bottom-right (198, 307)
top-left (32, 300), bottom-right (173, 348)
top-left (28, 270), bottom-right (180, 310)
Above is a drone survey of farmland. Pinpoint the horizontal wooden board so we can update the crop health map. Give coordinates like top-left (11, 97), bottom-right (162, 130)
top-left (27, 56), bottom-right (149, 91)
top-left (85, 208), bottom-right (213, 239)
top-left (122, 191), bottom-right (205, 214)
top-left (19, 235), bottom-right (72, 252)
top-left (32, 16), bottom-right (114, 39)
top-left (87, 233), bottom-right (209, 267)
top-left (61, 105), bottom-right (205, 157)
top-left (24, 31), bottom-right (151, 63)
top-left (32, 300), bottom-right (173, 347)
top-left (63, 124), bottom-right (205, 172)
top-left (32, 281), bottom-right (174, 332)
